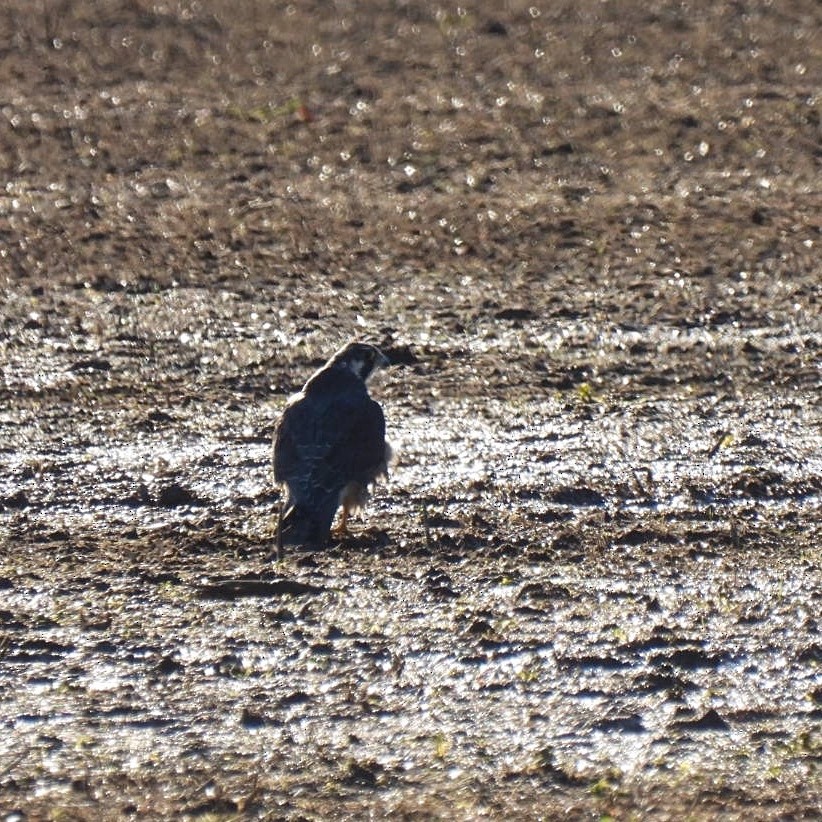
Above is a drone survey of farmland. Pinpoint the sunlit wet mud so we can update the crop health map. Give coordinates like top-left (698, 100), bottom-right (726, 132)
top-left (3, 285), bottom-right (820, 818)
top-left (2, 1), bottom-right (821, 818)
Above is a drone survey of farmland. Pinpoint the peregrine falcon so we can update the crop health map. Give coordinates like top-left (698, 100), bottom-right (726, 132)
top-left (273, 342), bottom-right (391, 549)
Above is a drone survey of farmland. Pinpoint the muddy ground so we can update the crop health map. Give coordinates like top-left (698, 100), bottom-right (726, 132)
top-left (1, 1), bottom-right (821, 819)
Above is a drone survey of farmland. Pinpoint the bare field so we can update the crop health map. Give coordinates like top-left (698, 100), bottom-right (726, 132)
top-left (1, 1), bottom-right (820, 819)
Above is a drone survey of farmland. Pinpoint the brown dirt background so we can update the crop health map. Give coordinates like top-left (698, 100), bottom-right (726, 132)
top-left (1, 1), bottom-right (821, 819)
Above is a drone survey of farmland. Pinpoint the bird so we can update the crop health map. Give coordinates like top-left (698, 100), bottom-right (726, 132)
top-left (273, 342), bottom-right (392, 550)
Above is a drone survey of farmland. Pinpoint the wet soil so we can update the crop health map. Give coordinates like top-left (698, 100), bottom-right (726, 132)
top-left (1, 1), bottom-right (821, 819)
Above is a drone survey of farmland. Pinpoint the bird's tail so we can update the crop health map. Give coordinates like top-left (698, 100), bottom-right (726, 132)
top-left (278, 503), bottom-right (332, 550)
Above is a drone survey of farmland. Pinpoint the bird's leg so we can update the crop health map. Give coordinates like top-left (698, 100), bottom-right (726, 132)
top-left (275, 497), bottom-right (284, 559)
top-left (333, 505), bottom-right (350, 538)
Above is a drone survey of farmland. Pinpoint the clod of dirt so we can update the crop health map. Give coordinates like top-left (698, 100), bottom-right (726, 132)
top-left (1, 490), bottom-right (29, 510)
top-left (381, 343), bottom-right (419, 366)
top-left (156, 656), bottom-right (184, 676)
top-left (530, 747), bottom-right (589, 786)
top-left (494, 307), bottom-right (538, 322)
top-left (672, 709), bottom-right (731, 732)
top-left (69, 358), bottom-right (111, 372)
top-left (155, 483), bottom-right (199, 507)
top-left (550, 487), bottom-right (607, 506)
top-left (240, 707), bottom-right (280, 728)
top-left (342, 759), bottom-right (386, 788)
top-left (516, 582), bottom-right (573, 602)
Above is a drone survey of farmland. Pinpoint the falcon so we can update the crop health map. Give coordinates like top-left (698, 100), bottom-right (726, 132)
top-left (273, 342), bottom-right (392, 549)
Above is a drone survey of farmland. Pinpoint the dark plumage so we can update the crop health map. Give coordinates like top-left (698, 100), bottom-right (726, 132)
top-left (273, 342), bottom-right (391, 549)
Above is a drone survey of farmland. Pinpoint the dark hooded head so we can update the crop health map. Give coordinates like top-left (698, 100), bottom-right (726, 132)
top-left (328, 342), bottom-right (390, 383)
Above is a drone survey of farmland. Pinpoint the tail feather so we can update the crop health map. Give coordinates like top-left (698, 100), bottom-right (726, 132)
top-left (279, 502), bottom-right (335, 549)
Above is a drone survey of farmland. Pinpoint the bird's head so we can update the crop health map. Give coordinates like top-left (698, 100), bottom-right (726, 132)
top-left (331, 342), bottom-right (390, 382)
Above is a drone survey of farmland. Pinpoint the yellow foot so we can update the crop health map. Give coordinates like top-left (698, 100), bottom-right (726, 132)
top-left (332, 506), bottom-right (350, 538)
